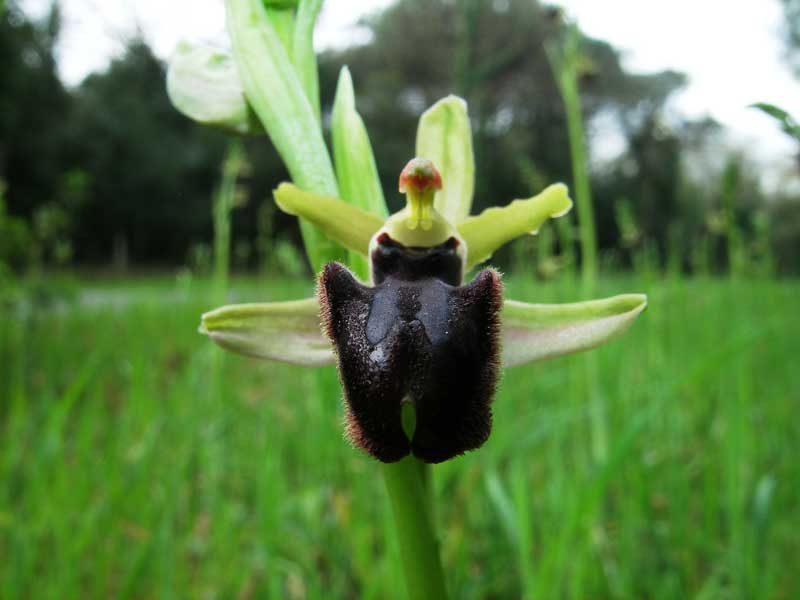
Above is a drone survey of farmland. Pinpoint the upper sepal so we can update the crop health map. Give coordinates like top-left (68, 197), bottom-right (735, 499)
top-left (416, 96), bottom-right (475, 224)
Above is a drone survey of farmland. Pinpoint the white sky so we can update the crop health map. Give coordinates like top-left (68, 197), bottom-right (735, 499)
top-left (19, 0), bottom-right (800, 182)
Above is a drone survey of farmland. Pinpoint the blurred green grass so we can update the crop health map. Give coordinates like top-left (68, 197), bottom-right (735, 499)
top-left (1, 274), bottom-right (798, 599)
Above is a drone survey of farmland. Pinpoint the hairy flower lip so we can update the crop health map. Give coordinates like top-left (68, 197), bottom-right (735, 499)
top-left (318, 259), bottom-right (503, 463)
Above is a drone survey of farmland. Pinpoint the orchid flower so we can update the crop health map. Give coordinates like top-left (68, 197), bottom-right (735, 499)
top-left (199, 97), bottom-right (647, 464)
top-left (166, 0), bottom-right (645, 465)
top-left (170, 4), bottom-right (646, 595)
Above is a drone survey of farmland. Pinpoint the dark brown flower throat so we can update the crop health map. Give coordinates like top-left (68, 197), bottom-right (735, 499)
top-left (319, 233), bottom-right (502, 463)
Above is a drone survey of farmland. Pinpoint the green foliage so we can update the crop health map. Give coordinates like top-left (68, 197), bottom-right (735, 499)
top-left (0, 182), bottom-right (33, 271)
top-left (1, 274), bottom-right (797, 597)
top-left (750, 102), bottom-right (800, 141)
top-left (0, 2), bottom-right (70, 220)
top-left (67, 40), bottom-right (229, 265)
top-left (212, 141), bottom-right (248, 302)
top-left (225, 0), bottom-right (345, 271)
top-left (546, 24), bottom-right (597, 287)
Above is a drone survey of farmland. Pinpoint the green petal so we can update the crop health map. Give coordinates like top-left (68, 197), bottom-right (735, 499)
top-left (200, 298), bottom-right (334, 366)
top-left (458, 184), bottom-right (573, 270)
top-left (501, 293), bottom-right (647, 367)
top-left (332, 66), bottom-right (389, 279)
top-left (416, 96), bottom-right (475, 224)
top-left (166, 42), bottom-right (263, 135)
top-left (273, 183), bottom-right (384, 256)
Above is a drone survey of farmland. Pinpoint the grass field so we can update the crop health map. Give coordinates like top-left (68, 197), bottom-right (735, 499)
top-left (1, 273), bottom-right (798, 599)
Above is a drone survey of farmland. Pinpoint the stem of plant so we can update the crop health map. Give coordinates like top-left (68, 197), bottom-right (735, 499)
top-left (212, 140), bottom-right (244, 305)
top-left (546, 27), bottom-right (598, 290)
top-left (547, 26), bottom-right (606, 462)
top-left (382, 457), bottom-right (448, 600)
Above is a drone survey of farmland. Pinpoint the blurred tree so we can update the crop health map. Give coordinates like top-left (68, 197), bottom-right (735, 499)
top-left (0, 1), bottom-right (70, 221)
top-left (1, 0), bottom-right (790, 271)
top-left (780, 0), bottom-right (800, 75)
top-left (64, 39), bottom-right (230, 265)
top-left (318, 0), bottom-right (690, 267)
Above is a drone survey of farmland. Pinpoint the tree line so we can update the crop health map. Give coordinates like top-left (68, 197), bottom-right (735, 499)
top-left (2, 0), bottom-right (799, 275)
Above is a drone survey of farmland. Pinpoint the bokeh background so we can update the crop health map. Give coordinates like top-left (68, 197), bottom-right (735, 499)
top-left (1, 0), bottom-right (798, 598)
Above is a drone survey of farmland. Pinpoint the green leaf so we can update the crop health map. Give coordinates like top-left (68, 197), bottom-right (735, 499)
top-left (200, 298), bottom-right (334, 366)
top-left (416, 95), bottom-right (475, 224)
top-left (458, 184), bottom-right (572, 270)
top-left (166, 42), bottom-right (263, 135)
top-left (293, 0), bottom-right (324, 120)
top-left (273, 183), bottom-right (384, 256)
top-left (750, 102), bottom-right (800, 140)
top-left (501, 293), bottom-right (647, 367)
top-left (225, 0), bottom-right (344, 270)
top-left (332, 66), bottom-right (389, 279)
top-left (265, 6), bottom-right (296, 60)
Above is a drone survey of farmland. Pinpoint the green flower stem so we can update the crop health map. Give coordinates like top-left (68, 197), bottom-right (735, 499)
top-left (547, 27), bottom-right (605, 462)
top-left (382, 457), bottom-right (449, 600)
top-left (212, 140), bottom-right (244, 305)
top-left (547, 28), bottom-right (597, 289)
top-left (561, 71), bottom-right (596, 287)
top-left (416, 460), bottom-right (436, 527)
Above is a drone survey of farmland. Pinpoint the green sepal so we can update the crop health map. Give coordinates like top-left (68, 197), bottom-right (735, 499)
top-left (200, 298), bottom-right (334, 366)
top-left (166, 42), bottom-right (263, 136)
top-left (458, 184), bottom-right (573, 270)
top-left (332, 66), bottom-right (389, 278)
top-left (416, 95), bottom-right (475, 224)
top-left (273, 183), bottom-right (384, 256)
top-left (501, 293), bottom-right (647, 367)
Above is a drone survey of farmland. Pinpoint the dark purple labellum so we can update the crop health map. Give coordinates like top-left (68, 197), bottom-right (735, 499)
top-left (318, 234), bottom-right (503, 463)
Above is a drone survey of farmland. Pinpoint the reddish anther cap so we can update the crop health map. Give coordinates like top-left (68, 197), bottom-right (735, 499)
top-left (398, 158), bottom-right (443, 194)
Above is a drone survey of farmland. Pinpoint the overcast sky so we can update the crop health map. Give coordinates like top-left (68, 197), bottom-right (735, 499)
top-left (19, 0), bottom-right (800, 181)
